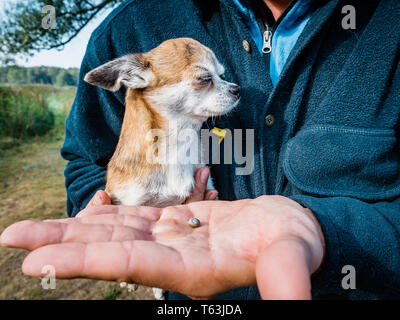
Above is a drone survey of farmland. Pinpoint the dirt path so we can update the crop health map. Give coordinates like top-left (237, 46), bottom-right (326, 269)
top-left (0, 137), bottom-right (153, 300)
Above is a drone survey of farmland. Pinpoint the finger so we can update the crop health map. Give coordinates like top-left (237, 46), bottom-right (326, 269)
top-left (205, 190), bottom-right (218, 200)
top-left (46, 214), bottom-right (152, 230)
top-left (77, 214), bottom-right (152, 229)
top-left (77, 205), bottom-right (162, 221)
top-left (256, 238), bottom-right (312, 300)
top-left (86, 190), bottom-right (111, 208)
top-left (22, 241), bottom-right (185, 290)
top-left (0, 220), bottom-right (152, 250)
top-left (44, 218), bottom-right (71, 224)
top-left (188, 295), bottom-right (215, 300)
top-left (185, 167), bottom-right (209, 204)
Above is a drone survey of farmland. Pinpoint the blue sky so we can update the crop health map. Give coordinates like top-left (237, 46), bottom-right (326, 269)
top-left (2, 1), bottom-right (114, 68)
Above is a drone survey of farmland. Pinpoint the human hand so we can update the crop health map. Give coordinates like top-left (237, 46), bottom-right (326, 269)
top-left (184, 167), bottom-right (218, 203)
top-left (85, 190), bottom-right (111, 207)
top-left (0, 195), bottom-right (324, 299)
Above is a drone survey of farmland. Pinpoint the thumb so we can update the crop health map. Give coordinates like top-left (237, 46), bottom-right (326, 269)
top-left (256, 238), bottom-right (312, 300)
top-left (86, 190), bottom-right (111, 208)
top-left (185, 167), bottom-right (210, 204)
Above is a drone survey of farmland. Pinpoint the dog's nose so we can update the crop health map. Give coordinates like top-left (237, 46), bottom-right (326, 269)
top-left (229, 84), bottom-right (240, 97)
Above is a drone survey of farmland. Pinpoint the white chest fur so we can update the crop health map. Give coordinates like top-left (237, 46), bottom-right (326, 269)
top-left (112, 118), bottom-right (213, 207)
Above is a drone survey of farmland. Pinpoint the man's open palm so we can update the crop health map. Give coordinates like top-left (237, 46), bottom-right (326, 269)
top-left (0, 196), bottom-right (324, 299)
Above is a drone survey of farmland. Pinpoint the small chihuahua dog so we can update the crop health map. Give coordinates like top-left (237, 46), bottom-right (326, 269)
top-left (84, 38), bottom-right (240, 299)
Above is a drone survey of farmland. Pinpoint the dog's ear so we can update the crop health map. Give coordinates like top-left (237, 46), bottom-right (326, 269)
top-left (84, 54), bottom-right (153, 92)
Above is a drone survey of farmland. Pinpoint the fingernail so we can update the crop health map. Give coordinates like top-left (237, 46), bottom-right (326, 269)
top-left (200, 168), bottom-right (209, 184)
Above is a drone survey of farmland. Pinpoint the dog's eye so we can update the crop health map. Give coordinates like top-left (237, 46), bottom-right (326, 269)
top-left (198, 75), bottom-right (213, 84)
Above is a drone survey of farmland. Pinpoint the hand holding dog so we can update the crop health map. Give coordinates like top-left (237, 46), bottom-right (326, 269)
top-left (86, 167), bottom-right (219, 208)
top-left (0, 181), bottom-right (324, 299)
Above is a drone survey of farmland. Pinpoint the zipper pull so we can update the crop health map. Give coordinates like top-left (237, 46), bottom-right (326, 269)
top-left (262, 27), bottom-right (272, 54)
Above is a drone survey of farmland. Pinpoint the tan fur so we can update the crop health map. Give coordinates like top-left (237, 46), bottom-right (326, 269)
top-left (145, 38), bottom-right (213, 87)
top-left (105, 89), bottom-right (164, 201)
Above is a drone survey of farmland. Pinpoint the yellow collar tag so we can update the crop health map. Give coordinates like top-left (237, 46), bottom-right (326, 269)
top-left (212, 127), bottom-right (227, 144)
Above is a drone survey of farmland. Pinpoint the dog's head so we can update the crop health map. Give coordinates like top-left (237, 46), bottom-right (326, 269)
top-left (84, 38), bottom-right (240, 121)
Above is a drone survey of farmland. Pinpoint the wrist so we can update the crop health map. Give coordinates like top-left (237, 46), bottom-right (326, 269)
top-left (303, 208), bottom-right (326, 274)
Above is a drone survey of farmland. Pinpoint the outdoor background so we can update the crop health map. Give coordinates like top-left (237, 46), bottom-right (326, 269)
top-left (0, 0), bottom-right (152, 299)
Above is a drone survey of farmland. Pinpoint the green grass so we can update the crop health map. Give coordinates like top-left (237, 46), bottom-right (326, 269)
top-left (0, 85), bottom-right (75, 150)
top-left (104, 288), bottom-right (122, 300)
top-left (0, 85), bottom-right (153, 300)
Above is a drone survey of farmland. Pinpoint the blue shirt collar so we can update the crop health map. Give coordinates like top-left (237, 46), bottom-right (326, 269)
top-left (232, 0), bottom-right (315, 85)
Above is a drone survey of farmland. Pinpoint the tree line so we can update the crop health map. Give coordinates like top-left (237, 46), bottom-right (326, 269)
top-left (0, 66), bottom-right (79, 87)
top-left (0, 0), bottom-right (123, 62)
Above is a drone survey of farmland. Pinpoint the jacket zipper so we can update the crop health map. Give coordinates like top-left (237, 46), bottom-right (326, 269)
top-left (251, 0), bottom-right (298, 55)
top-left (262, 25), bottom-right (272, 54)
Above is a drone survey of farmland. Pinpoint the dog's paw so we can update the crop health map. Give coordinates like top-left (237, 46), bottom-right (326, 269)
top-left (120, 282), bottom-right (139, 292)
top-left (152, 288), bottom-right (166, 300)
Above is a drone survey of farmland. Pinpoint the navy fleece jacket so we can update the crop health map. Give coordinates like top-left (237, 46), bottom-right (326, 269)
top-left (61, 0), bottom-right (400, 299)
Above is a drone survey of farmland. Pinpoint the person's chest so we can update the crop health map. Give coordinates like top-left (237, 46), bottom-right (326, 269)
top-left (113, 0), bottom-right (400, 200)
top-left (198, 0), bottom-right (400, 200)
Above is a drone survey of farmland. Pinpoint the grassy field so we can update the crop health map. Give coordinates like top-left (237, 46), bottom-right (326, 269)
top-left (0, 85), bottom-right (153, 300)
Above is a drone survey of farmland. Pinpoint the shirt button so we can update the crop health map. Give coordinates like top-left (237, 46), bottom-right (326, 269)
top-left (242, 40), bottom-right (251, 53)
top-left (265, 114), bottom-right (275, 128)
